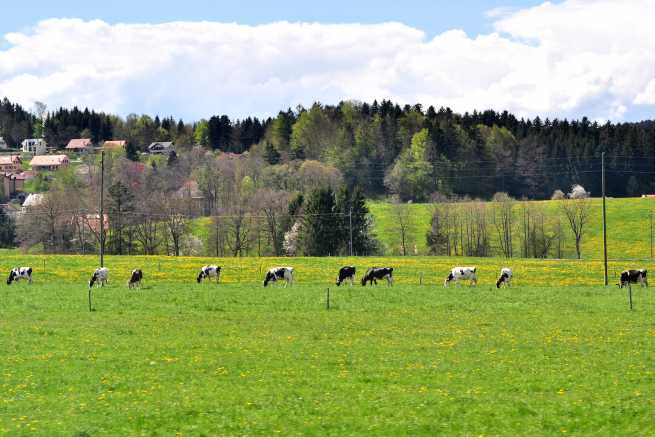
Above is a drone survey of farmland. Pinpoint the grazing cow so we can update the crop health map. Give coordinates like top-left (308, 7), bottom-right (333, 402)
top-left (444, 267), bottom-right (477, 287)
top-left (128, 269), bottom-right (143, 289)
top-left (7, 267), bottom-right (33, 285)
top-left (264, 267), bottom-right (294, 287)
top-left (197, 265), bottom-right (221, 283)
top-left (496, 267), bottom-right (513, 288)
top-left (89, 267), bottom-right (109, 288)
top-left (361, 267), bottom-right (393, 286)
top-left (336, 266), bottom-right (356, 286)
top-left (618, 269), bottom-right (648, 288)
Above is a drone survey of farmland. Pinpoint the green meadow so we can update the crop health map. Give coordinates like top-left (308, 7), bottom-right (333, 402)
top-left (369, 197), bottom-right (655, 259)
top-left (1, 254), bottom-right (655, 435)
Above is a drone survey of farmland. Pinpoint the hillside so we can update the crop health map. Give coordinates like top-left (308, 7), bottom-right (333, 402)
top-left (368, 197), bottom-right (655, 260)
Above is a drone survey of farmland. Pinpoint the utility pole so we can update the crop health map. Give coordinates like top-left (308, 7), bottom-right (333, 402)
top-left (349, 207), bottom-right (353, 256)
top-left (99, 151), bottom-right (105, 267)
top-left (602, 152), bottom-right (608, 286)
top-left (650, 210), bottom-right (653, 259)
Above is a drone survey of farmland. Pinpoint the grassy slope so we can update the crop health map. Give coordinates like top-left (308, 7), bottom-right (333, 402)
top-left (369, 197), bottom-right (655, 260)
top-left (1, 254), bottom-right (655, 435)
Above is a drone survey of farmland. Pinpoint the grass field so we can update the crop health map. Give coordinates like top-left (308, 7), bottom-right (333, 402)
top-left (369, 197), bottom-right (655, 259)
top-left (1, 254), bottom-right (655, 435)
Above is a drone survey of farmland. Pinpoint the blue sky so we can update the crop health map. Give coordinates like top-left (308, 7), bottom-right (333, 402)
top-left (1, 1), bottom-right (654, 122)
top-left (1, 1), bottom-right (541, 39)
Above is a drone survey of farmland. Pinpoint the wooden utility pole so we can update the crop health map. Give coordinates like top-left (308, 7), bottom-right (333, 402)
top-left (349, 207), bottom-right (353, 256)
top-left (650, 210), bottom-right (653, 259)
top-left (602, 152), bottom-right (608, 286)
top-left (100, 151), bottom-right (105, 268)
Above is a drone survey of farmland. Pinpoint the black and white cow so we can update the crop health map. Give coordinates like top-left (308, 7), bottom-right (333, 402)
top-left (336, 266), bottom-right (356, 286)
top-left (89, 267), bottom-right (109, 288)
top-left (618, 269), bottom-right (648, 288)
top-left (128, 269), bottom-right (143, 289)
top-left (7, 267), bottom-right (33, 285)
top-left (263, 267), bottom-right (294, 287)
top-left (496, 267), bottom-right (512, 288)
top-left (361, 267), bottom-right (393, 286)
top-left (197, 265), bottom-right (221, 283)
top-left (444, 267), bottom-right (477, 287)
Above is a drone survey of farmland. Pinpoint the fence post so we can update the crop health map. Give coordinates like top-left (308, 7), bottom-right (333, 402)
top-left (419, 272), bottom-right (423, 285)
top-left (628, 282), bottom-right (633, 311)
top-left (326, 288), bottom-right (330, 310)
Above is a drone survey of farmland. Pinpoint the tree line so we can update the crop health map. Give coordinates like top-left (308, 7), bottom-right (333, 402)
top-left (2, 97), bottom-right (655, 199)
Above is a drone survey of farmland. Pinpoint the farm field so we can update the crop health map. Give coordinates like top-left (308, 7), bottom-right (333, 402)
top-left (1, 254), bottom-right (655, 435)
top-left (369, 197), bottom-right (655, 259)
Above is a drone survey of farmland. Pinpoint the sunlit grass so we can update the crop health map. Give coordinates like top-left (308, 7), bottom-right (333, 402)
top-left (369, 197), bottom-right (655, 259)
top-left (1, 254), bottom-right (654, 434)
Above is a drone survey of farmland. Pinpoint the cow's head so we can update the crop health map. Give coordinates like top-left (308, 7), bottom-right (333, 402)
top-left (263, 271), bottom-right (275, 287)
top-left (7, 270), bottom-right (16, 285)
top-left (89, 273), bottom-right (97, 289)
top-left (197, 270), bottom-right (205, 283)
top-left (444, 273), bottom-right (454, 287)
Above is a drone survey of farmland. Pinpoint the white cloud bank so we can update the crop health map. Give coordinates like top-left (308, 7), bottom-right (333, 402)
top-left (1, 0), bottom-right (654, 121)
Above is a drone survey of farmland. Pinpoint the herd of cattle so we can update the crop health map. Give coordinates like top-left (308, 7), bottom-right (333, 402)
top-left (5, 264), bottom-right (649, 289)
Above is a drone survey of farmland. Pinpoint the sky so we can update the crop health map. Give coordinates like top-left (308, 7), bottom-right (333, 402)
top-left (1, 0), bottom-right (654, 122)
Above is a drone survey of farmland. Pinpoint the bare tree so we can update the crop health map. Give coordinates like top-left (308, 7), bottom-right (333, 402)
top-left (560, 197), bottom-right (591, 259)
top-left (253, 188), bottom-right (291, 256)
top-left (492, 193), bottom-right (514, 258)
top-left (463, 202), bottom-right (489, 257)
top-left (391, 201), bottom-right (416, 256)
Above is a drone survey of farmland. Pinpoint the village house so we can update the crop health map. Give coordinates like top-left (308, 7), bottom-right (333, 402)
top-left (0, 137), bottom-right (8, 149)
top-left (30, 155), bottom-right (70, 172)
top-left (147, 141), bottom-right (174, 155)
top-left (175, 179), bottom-right (205, 216)
top-left (21, 138), bottom-right (47, 155)
top-left (0, 155), bottom-right (22, 173)
top-left (102, 140), bottom-right (127, 152)
top-left (2, 172), bottom-right (30, 198)
top-left (65, 138), bottom-right (94, 153)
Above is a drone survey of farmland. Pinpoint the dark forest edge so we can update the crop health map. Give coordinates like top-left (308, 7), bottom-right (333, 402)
top-left (2, 96), bottom-right (655, 200)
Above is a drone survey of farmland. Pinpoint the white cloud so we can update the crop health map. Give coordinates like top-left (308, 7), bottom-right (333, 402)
top-left (1, 1), bottom-right (654, 121)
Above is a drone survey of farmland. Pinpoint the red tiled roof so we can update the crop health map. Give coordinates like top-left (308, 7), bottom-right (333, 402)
top-left (66, 138), bottom-right (93, 149)
top-left (30, 155), bottom-right (70, 167)
top-left (0, 155), bottom-right (21, 165)
top-left (102, 140), bottom-right (127, 149)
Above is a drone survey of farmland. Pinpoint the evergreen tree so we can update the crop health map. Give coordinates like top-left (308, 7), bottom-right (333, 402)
top-left (0, 207), bottom-right (16, 248)
top-left (302, 188), bottom-right (340, 256)
top-left (107, 182), bottom-right (135, 254)
top-left (336, 186), bottom-right (378, 255)
top-left (167, 150), bottom-right (178, 167)
top-left (125, 141), bottom-right (140, 161)
top-left (264, 142), bottom-right (281, 165)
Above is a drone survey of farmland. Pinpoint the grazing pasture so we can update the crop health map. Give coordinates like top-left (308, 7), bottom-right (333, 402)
top-left (1, 254), bottom-right (655, 435)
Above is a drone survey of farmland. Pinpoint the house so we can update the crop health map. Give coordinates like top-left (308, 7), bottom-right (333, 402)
top-left (147, 141), bottom-right (174, 155)
top-left (21, 138), bottom-right (47, 155)
top-left (30, 155), bottom-right (70, 172)
top-left (65, 138), bottom-right (94, 153)
top-left (102, 140), bottom-right (127, 151)
top-left (2, 172), bottom-right (29, 198)
top-left (84, 214), bottom-right (109, 234)
top-left (175, 179), bottom-right (205, 216)
top-left (0, 137), bottom-right (8, 149)
top-left (0, 155), bottom-right (22, 173)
